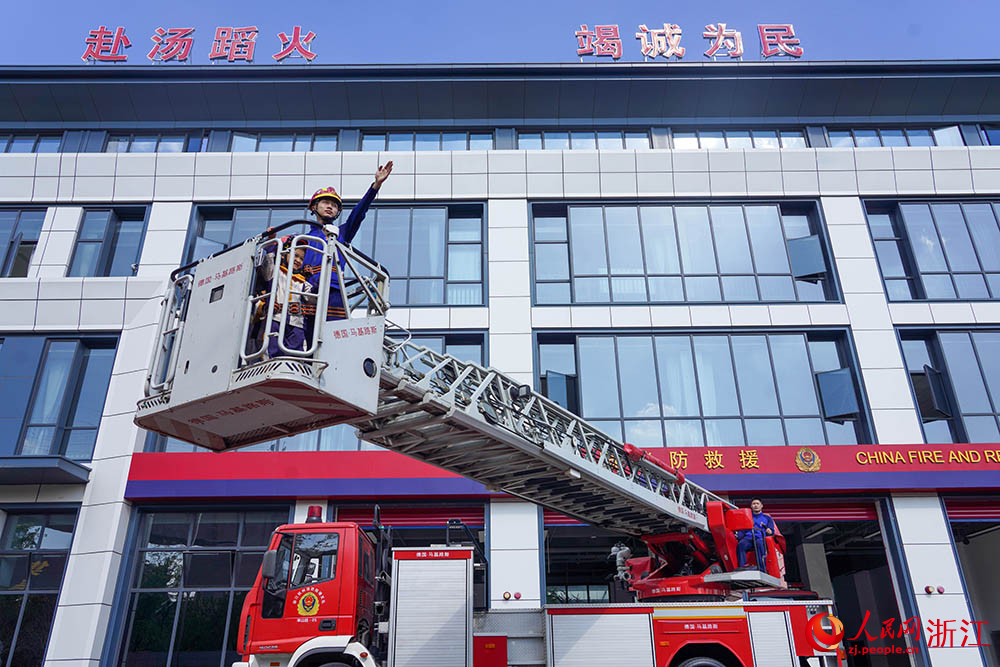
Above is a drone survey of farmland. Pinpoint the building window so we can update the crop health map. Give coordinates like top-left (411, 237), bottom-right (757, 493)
top-left (105, 133), bottom-right (201, 153)
top-left (868, 201), bottom-right (1000, 301)
top-left (361, 132), bottom-right (493, 151)
top-left (186, 205), bottom-right (310, 262)
top-left (19, 339), bottom-right (116, 460)
top-left (149, 334), bottom-right (485, 453)
top-left (537, 332), bottom-right (866, 447)
top-left (68, 208), bottom-right (147, 278)
top-left (983, 126), bottom-right (1000, 146)
top-left (517, 130), bottom-right (651, 150)
top-left (828, 126), bottom-right (964, 147)
top-left (229, 132), bottom-right (338, 152)
top-left (0, 210), bottom-right (45, 278)
top-left (532, 203), bottom-right (834, 305)
top-left (0, 512), bottom-right (76, 667)
top-left (901, 330), bottom-right (1000, 444)
top-left (0, 134), bottom-right (62, 154)
top-left (671, 129), bottom-right (806, 149)
top-left (348, 205), bottom-right (485, 306)
top-left (188, 204), bottom-right (484, 306)
top-left (117, 509), bottom-right (289, 667)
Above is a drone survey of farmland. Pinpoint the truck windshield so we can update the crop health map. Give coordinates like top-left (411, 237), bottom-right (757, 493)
top-left (290, 532), bottom-right (339, 588)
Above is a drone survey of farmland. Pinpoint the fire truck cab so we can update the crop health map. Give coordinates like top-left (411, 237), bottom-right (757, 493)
top-left (234, 519), bottom-right (381, 667)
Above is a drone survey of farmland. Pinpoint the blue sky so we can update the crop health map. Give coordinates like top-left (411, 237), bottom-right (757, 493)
top-left (4, 0), bottom-right (999, 65)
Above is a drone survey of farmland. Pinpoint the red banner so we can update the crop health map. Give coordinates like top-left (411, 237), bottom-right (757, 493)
top-left (642, 443), bottom-right (1000, 477)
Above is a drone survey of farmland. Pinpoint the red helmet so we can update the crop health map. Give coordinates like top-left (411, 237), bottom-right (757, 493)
top-left (309, 186), bottom-right (342, 208)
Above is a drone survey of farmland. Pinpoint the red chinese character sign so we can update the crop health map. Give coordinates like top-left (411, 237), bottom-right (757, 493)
top-left (147, 27), bottom-right (195, 62)
top-left (574, 21), bottom-right (803, 61)
top-left (758, 24), bottom-right (804, 58)
top-left (209, 26), bottom-right (259, 62)
top-left (575, 24), bottom-right (622, 60)
top-left (703, 23), bottom-right (743, 58)
top-left (82, 26), bottom-right (131, 62)
top-left (635, 24), bottom-right (685, 60)
top-left (273, 26), bottom-right (317, 61)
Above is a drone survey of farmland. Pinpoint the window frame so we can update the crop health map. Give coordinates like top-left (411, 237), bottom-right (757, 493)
top-left (0, 134), bottom-right (64, 154)
top-left (104, 131), bottom-right (207, 153)
top-left (529, 200), bottom-right (840, 306)
top-left (515, 129), bottom-right (652, 150)
top-left (0, 510), bottom-right (77, 667)
top-left (113, 506), bottom-right (293, 667)
top-left (825, 126), bottom-right (966, 148)
top-left (899, 327), bottom-right (1000, 444)
top-left (533, 328), bottom-right (873, 448)
top-left (360, 131), bottom-right (494, 152)
top-left (667, 128), bottom-right (807, 149)
top-left (0, 208), bottom-right (46, 279)
top-left (67, 207), bottom-right (149, 278)
top-left (16, 337), bottom-right (118, 461)
top-left (186, 201), bottom-right (488, 307)
top-left (226, 131), bottom-right (339, 153)
top-left (865, 198), bottom-right (1000, 303)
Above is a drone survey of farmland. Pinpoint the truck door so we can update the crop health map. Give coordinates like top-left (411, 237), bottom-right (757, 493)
top-left (251, 530), bottom-right (345, 654)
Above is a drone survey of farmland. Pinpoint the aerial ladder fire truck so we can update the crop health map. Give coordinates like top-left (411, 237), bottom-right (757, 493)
top-left (135, 222), bottom-right (844, 667)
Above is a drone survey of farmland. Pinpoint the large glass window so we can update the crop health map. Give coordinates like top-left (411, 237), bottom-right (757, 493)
top-left (19, 339), bottom-right (116, 460)
top-left (349, 205), bottom-right (484, 306)
top-left (187, 204), bottom-right (485, 306)
top-left (671, 129), bottom-right (806, 149)
top-left (149, 334), bottom-right (485, 453)
top-left (186, 205), bottom-right (311, 262)
top-left (361, 131), bottom-right (493, 151)
top-left (901, 330), bottom-right (1000, 444)
top-left (118, 509), bottom-right (289, 667)
top-left (228, 132), bottom-right (338, 152)
top-left (0, 135), bottom-right (63, 154)
top-left (517, 130), bottom-right (650, 150)
top-left (537, 332), bottom-right (866, 447)
top-left (533, 203), bottom-right (834, 305)
top-left (0, 210), bottom-right (45, 278)
top-left (0, 512), bottom-right (75, 667)
top-left (105, 133), bottom-right (203, 153)
top-left (868, 201), bottom-right (1000, 301)
top-left (68, 208), bottom-right (147, 278)
top-left (828, 126), bottom-right (964, 147)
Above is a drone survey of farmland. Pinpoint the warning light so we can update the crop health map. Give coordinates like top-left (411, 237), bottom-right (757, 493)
top-left (306, 505), bottom-right (324, 523)
top-left (514, 592), bottom-right (522, 599)
top-left (503, 592), bottom-right (511, 600)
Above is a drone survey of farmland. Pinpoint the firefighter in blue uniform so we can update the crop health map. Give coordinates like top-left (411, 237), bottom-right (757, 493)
top-left (737, 497), bottom-right (776, 571)
top-left (299, 161), bottom-right (393, 328)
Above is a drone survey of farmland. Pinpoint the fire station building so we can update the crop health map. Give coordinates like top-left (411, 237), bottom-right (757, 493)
top-left (0, 60), bottom-right (999, 667)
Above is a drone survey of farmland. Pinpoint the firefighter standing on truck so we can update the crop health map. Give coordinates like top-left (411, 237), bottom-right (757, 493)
top-left (300, 161), bottom-right (393, 330)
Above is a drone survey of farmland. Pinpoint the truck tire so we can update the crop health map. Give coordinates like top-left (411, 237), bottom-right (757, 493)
top-left (677, 658), bottom-right (727, 667)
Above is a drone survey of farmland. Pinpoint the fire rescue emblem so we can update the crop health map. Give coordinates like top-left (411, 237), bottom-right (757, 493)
top-left (795, 447), bottom-right (821, 473)
top-left (295, 590), bottom-right (321, 616)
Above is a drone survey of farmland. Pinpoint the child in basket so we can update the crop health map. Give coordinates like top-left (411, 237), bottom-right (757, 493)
top-left (259, 244), bottom-right (314, 358)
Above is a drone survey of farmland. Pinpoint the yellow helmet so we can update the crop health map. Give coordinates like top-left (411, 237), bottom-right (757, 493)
top-left (309, 186), bottom-right (342, 208)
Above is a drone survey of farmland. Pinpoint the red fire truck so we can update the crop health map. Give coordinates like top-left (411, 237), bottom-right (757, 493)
top-left (135, 225), bottom-right (844, 667)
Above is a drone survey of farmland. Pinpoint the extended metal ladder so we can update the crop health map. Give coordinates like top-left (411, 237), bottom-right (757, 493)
top-left (136, 226), bottom-right (732, 537)
top-left (352, 334), bottom-right (731, 536)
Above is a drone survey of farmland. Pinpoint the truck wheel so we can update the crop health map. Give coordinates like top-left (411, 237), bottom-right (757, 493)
top-left (677, 658), bottom-right (727, 667)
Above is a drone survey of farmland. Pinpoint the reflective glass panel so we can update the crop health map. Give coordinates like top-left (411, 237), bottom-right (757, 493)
top-left (692, 336), bottom-right (739, 416)
top-left (570, 132), bottom-right (596, 149)
top-left (752, 131), bottom-right (779, 148)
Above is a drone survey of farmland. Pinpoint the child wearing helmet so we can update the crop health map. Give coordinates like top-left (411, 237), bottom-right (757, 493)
top-left (257, 244), bottom-right (314, 358)
top-left (299, 162), bottom-right (393, 326)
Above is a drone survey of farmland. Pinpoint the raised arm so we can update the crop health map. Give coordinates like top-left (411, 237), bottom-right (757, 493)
top-left (339, 161), bottom-right (394, 244)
